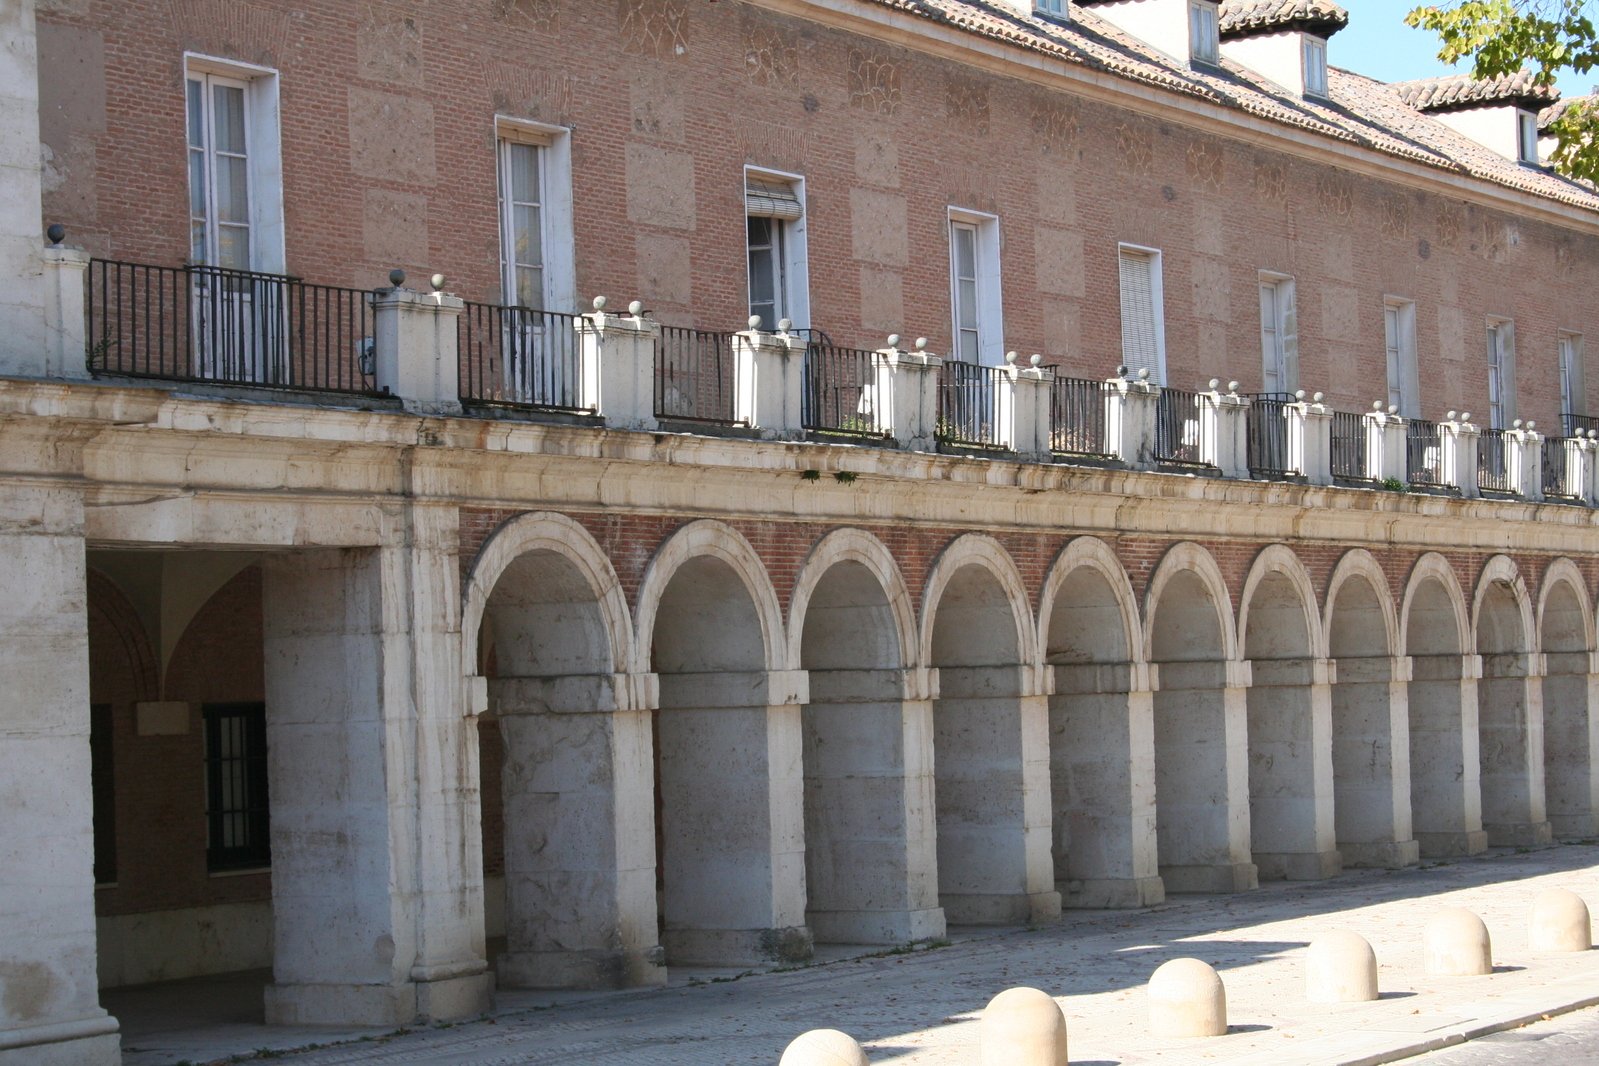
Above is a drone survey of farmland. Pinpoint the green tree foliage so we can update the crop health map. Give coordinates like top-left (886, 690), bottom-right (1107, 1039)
top-left (1407, 0), bottom-right (1599, 182)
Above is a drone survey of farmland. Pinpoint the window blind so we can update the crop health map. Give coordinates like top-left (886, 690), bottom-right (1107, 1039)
top-left (1119, 250), bottom-right (1160, 381)
top-left (746, 176), bottom-right (802, 221)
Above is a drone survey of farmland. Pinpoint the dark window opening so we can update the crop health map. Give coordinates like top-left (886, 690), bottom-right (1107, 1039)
top-left (91, 703), bottom-right (117, 884)
top-left (204, 702), bottom-right (270, 871)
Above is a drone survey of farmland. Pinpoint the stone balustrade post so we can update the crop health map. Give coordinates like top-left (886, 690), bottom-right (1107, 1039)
top-left (994, 352), bottom-right (1051, 459)
top-left (1199, 378), bottom-right (1250, 479)
top-left (733, 318), bottom-right (805, 440)
top-left (42, 236), bottom-right (91, 380)
top-left (1367, 405), bottom-right (1407, 484)
top-left (873, 335), bottom-right (942, 452)
top-left (1104, 368), bottom-right (1159, 470)
top-left (371, 271), bottom-right (464, 415)
top-left (1438, 415), bottom-right (1480, 498)
top-left (578, 297), bottom-right (659, 431)
top-left (1577, 434), bottom-right (1599, 505)
top-left (1287, 390), bottom-right (1332, 485)
top-left (1506, 421), bottom-right (1543, 500)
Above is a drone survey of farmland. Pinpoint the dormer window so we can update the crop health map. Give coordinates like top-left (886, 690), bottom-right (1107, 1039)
top-left (1035, 0), bottom-right (1067, 20)
top-left (1518, 110), bottom-right (1539, 163)
top-left (1189, 0), bottom-right (1220, 65)
top-left (1302, 36), bottom-right (1328, 98)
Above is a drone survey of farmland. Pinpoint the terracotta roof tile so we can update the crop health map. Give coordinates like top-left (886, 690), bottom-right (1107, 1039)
top-left (1218, 0), bottom-right (1348, 38)
top-left (1393, 70), bottom-right (1560, 112)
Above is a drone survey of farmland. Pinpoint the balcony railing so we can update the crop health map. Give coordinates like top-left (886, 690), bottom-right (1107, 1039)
top-left (458, 303), bottom-right (587, 412)
top-left (1245, 392), bottom-right (1295, 479)
top-left (1477, 428), bottom-right (1510, 493)
top-left (1563, 413), bottom-right (1599, 437)
top-left (86, 259), bottom-right (378, 395)
top-left (656, 325), bottom-right (736, 424)
top-left (1544, 436), bottom-right (1578, 499)
top-left (1406, 418), bottom-right (1444, 486)
top-left (937, 360), bottom-right (1003, 448)
top-left (1329, 409), bottom-right (1373, 483)
top-left (1049, 375), bottom-right (1109, 458)
top-left (1153, 387), bottom-right (1209, 466)
top-left (802, 339), bottom-right (886, 438)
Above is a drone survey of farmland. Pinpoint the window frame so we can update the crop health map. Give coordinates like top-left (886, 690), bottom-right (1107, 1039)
top-left (183, 54), bottom-right (284, 276)
top-left (1518, 110), bottom-right (1540, 165)
top-left (495, 117), bottom-right (576, 314)
top-left (1486, 316), bottom-right (1516, 430)
top-left (1560, 330), bottom-right (1584, 423)
top-left (1302, 35), bottom-right (1329, 98)
top-left (1034, 0), bottom-right (1068, 20)
top-left (1189, 0), bottom-right (1220, 66)
top-left (1383, 297), bottom-right (1419, 418)
top-left (1258, 272), bottom-right (1298, 395)
top-left (1117, 243), bottom-right (1167, 385)
top-left (947, 207), bottom-right (1004, 366)
top-left (743, 165), bottom-right (810, 331)
top-left (203, 701), bottom-right (271, 873)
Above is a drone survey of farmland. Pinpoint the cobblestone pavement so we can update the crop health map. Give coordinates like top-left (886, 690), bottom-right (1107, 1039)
top-left (113, 844), bottom-right (1599, 1066)
top-left (1404, 1003), bottom-right (1599, 1063)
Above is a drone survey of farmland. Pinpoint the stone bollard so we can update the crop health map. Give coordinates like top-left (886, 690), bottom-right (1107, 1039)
top-left (779, 1029), bottom-right (870, 1066)
top-left (979, 986), bottom-right (1068, 1066)
top-left (1423, 907), bottom-right (1492, 976)
top-left (1529, 888), bottom-right (1592, 952)
top-left (1148, 958), bottom-right (1227, 1038)
top-left (1305, 930), bottom-right (1379, 1002)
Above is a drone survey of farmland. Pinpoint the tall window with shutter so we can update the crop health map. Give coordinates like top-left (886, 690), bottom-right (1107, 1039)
top-left (1384, 298), bottom-right (1417, 416)
top-left (948, 210), bottom-right (1004, 365)
top-left (1486, 318), bottom-right (1515, 429)
top-left (1118, 246), bottom-right (1165, 383)
top-left (1259, 275), bottom-right (1298, 395)
top-left (498, 138), bottom-right (547, 311)
top-left (745, 171), bottom-right (808, 330)
top-left (1560, 331), bottom-right (1584, 427)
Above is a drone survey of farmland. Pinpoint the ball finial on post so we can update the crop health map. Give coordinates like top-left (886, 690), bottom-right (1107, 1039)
top-left (778, 1029), bottom-right (869, 1066)
top-left (388, 268), bottom-right (407, 288)
top-left (1529, 888), bottom-right (1592, 952)
top-left (1423, 907), bottom-right (1492, 976)
top-left (1148, 958), bottom-right (1227, 1038)
top-left (979, 987), bottom-right (1067, 1066)
top-left (1305, 931), bottom-right (1379, 1003)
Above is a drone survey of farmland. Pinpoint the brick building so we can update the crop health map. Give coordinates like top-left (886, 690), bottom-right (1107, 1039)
top-left (4, 0), bottom-right (1599, 1062)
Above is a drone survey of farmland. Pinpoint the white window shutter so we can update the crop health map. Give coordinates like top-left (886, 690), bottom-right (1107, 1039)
top-left (1119, 251), bottom-right (1160, 382)
top-left (745, 177), bottom-right (803, 221)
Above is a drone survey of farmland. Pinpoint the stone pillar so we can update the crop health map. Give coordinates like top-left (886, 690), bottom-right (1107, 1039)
top-left (1506, 423), bottom-right (1543, 500)
top-left (491, 672), bottom-right (665, 987)
top-left (1247, 658), bottom-right (1341, 880)
top-left (934, 664), bottom-right (1062, 923)
top-left (873, 337), bottom-right (942, 452)
top-left (1331, 656), bottom-right (1419, 868)
top-left (578, 300), bottom-right (659, 431)
top-left (1104, 371), bottom-right (1158, 470)
top-left (261, 545), bottom-right (492, 1027)
top-left (1287, 391), bottom-right (1332, 486)
top-left (41, 243), bottom-right (90, 380)
top-left (1153, 660), bottom-right (1257, 893)
top-left (1479, 649), bottom-right (1552, 846)
top-left (733, 322), bottom-right (805, 440)
top-left (1543, 649), bottom-right (1599, 839)
top-left (1199, 380), bottom-right (1250, 479)
top-left (655, 669), bottom-right (812, 965)
top-left (993, 354), bottom-right (1051, 459)
top-left (1050, 661), bottom-right (1164, 909)
top-left (0, 0), bottom-right (46, 380)
top-left (1438, 417), bottom-right (1480, 498)
top-left (0, 483), bottom-right (120, 1065)
top-left (1577, 434), bottom-right (1599, 505)
top-left (371, 280), bottom-right (464, 415)
top-left (1368, 406), bottom-right (1407, 484)
top-left (802, 667), bottom-right (945, 943)
top-left (1408, 653), bottom-right (1489, 857)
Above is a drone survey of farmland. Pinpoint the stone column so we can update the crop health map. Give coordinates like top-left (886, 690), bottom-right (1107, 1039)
top-left (261, 544), bottom-right (492, 1027)
top-left (0, 0), bottom-right (46, 379)
top-left (993, 354), bottom-right (1051, 459)
top-left (577, 300), bottom-right (659, 431)
top-left (1050, 661), bottom-right (1164, 909)
top-left (371, 279), bottom-right (464, 415)
top-left (492, 671), bottom-right (665, 988)
top-left (1577, 434), bottom-right (1599, 505)
top-left (1408, 653), bottom-right (1489, 857)
top-left (1544, 649), bottom-right (1599, 839)
top-left (802, 667), bottom-right (945, 944)
top-left (1247, 657), bottom-right (1341, 880)
top-left (1104, 370), bottom-right (1159, 470)
top-left (1331, 655), bottom-right (1419, 868)
top-left (655, 669), bottom-right (812, 965)
top-left (1479, 649), bottom-right (1552, 846)
top-left (1287, 391), bottom-right (1332, 486)
top-left (1368, 406), bottom-right (1407, 484)
top-left (1438, 416), bottom-right (1480, 498)
top-left (873, 336), bottom-right (942, 452)
top-left (934, 664), bottom-right (1062, 923)
top-left (1199, 380), bottom-right (1250, 479)
top-left (1506, 423), bottom-right (1543, 500)
top-left (0, 483), bottom-right (120, 1065)
top-left (41, 242), bottom-right (90, 380)
top-left (733, 321), bottom-right (804, 439)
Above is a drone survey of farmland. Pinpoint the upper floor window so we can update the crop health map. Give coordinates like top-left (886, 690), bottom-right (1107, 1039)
top-left (498, 139), bottom-right (546, 310)
top-left (1486, 317), bottom-right (1516, 429)
top-left (1302, 36), bottom-right (1329, 98)
top-left (1189, 0), bottom-right (1220, 66)
top-left (1518, 110), bottom-right (1540, 164)
top-left (1384, 298), bottom-right (1418, 417)
top-left (184, 57), bottom-right (283, 275)
top-left (1560, 331), bottom-right (1584, 428)
top-left (1118, 245), bottom-right (1166, 384)
top-left (948, 209), bottom-right (1003, 365)
top-left (1258, 274), bottom-right (1298, 395)
top-left (1035, 0), bottom-right (1067, 18)
top-left (745, 170), bottom-right (809, 330)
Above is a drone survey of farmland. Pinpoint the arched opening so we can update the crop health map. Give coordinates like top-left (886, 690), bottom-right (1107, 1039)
top-left (1404, 565), bottom-right (1485, 857)
top-left (1147, 556), bottom-right (1256, 894)
top-left (1242, 565), bottom-right (1337, 880)
top-left (1041, 549), bottom-right (1161, 908)
top-left (1326, 565), bottom-right (1416, 867)
top-left (925, 547), bottom-right (1057, 924)
top-left (1475, 570), bottom-right (1549, 846)
top-left (1540, 573), bottom-right (1597, 838)
top-left (797, 551), bottom-right (941, 944)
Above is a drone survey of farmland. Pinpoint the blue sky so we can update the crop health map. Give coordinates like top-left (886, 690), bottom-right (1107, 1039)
top-left (1332, 0), bottom-right (1590, 98)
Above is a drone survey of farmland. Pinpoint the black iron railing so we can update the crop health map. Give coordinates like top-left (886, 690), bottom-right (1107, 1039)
top-left (1563, 413), bottom-right (1599, 437)
top-left (937, 360), bottom-right (1003, 448)
top-left (458, 303), bottom-right (586, 412)
top-left (1329, 409), bottom-right (1372, 482)
top-left (1477, 428), bottom-right (1511, 493)
top-left (87, 259), bottom-right (378, 394)
top-left (1049, 375), bottom-right (1109, 457)
top-left (1406, 418), bottom-right (1444, 486)
top-left (1544, 437), bottom-right (1578, 499)
top-left (655, 325), bottom-right (736, 423)
top-left (802, 340), bottom-right (885, 438)
top-left (1154, 387), bottom-right (1209, 466)
top-left (1245, 392), bottom-right (1295, 479)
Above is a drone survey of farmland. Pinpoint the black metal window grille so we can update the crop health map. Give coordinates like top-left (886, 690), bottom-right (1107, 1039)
top-left (204, 702), bottom-right (271, 872)
top-left (1244, 392), bottom-right (1295, 479)
top-left (1406, 418), bottom-right (1444, 486)
top-left (91, 704), bottom-right (116, 885)
top-left (459, 303), bottom-right (587, 411)
top-left (1154, 387), bottom-right (1209, 466)
top-left (86, 259), bottom-right (378, 395)
top-left (802, 340), bottom-right (885, 438)
top-left (1477, 428), bottom-right (1511, 493)
top-left (937, 360), bottom-right (1003, 448)
top-left (1544, 437), bottom-right (1577, 499)
top-left (655, 325), bottom-right (736, 423)
top-left (1329, 409), bottom-right (1373, 482)
top-left (1049, 375), bottom-right (1109, 457)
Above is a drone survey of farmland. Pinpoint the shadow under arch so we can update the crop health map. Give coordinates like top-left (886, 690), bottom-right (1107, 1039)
top-left (1538, 559), bottom-right (1598, 839)
top-left (1472, 555), bottom-right (1549, 847)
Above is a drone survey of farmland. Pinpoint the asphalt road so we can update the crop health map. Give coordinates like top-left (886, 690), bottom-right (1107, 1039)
top-left (1406, 1004), bottom-right (1599, 1063)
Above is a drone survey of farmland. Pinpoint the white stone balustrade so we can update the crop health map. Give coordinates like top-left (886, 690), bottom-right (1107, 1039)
top-left (734, 318), bottom-right (806, 439)
top-left (1438, 415), bottom-right (1480, 498)
top-left (874, 335), bottom-right (943, 452)
top-left (578, 297), bottom-right (659, 431)
top-left (1200, 379), bottom-right (1250, 478)
top-left (1368, 405), bottom-right (1408, 484)
top-left (42, 239), bottom-right (90, 380)
top-left (1506, 421), bottom-right (1542, 500)
top-left (995, 352), bottom-right (1053, 459)
top-left (372, 272), bottom-right (464, 415)
top-left (1104, 369), bottom-right (1159, 470)
top-left (1287, 390), bottom-right (1332, 485)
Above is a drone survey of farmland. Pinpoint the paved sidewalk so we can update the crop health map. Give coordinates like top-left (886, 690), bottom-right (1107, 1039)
top-left (115, 844), bottom-right (1599, 1066)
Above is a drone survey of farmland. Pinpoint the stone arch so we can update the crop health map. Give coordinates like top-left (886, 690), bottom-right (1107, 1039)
top-left (1037, 537), bottom-right (1159, 909)
top-left (1143, 542), bottom-right (1254, 894)
top-left (1400, 553), bottom-right (1470, 659)
top-left (1538, 559), bottom-right (1598, 839)
top-left (919, 533), bottom-right (1038, 671)
top-left (1324, 550), bottom-right (1399, 662)
top-left (87, 568), bottom-right (159, 702)
top-left (1472, 555), bottom-right (1535, 659)
top-left (787, 528), bottom-right (916, 673)
top-left (1472, 555), bottom-right (1548, 847)
top-left (1238, 545), bottom-right (1322, 662)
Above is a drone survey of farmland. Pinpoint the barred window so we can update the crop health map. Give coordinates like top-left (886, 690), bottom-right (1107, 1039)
top-left (204, 702), bottom-right (270, 871)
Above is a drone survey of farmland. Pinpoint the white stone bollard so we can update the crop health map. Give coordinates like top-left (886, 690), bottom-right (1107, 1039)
top-left (779, 1029), bottom-right (870, 1066)
top-left (1148, 958), bottom-right (1228, 1038)
top-left (1423, 907), bottom-right (1492, 975)
top-left (1305, 930), bottom-right (1379, 1002)
top-left (979, 986), bottom-right (1068, 1066)
top-left (1529, 888), bottom-right (1592, 952)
